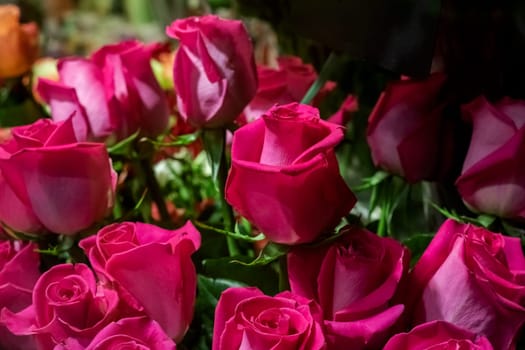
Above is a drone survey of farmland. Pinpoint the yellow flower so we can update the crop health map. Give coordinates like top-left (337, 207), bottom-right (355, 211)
top-left (0, 5), bottom-right (39, 78)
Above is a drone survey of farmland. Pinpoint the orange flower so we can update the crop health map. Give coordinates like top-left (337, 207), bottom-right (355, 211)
top-left (0, 5), bottom-right (39, 78)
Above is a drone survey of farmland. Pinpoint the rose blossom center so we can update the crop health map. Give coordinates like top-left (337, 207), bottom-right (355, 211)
top-left (253, 308), bottom-right (305, 335)
top-left (46, 275), bottom-right (88, 303)
top-left (99, 224), bottom-right (139, 259)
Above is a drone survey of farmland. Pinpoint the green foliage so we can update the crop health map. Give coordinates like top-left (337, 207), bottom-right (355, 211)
top-left (182, 275), bottom-right (246, 350)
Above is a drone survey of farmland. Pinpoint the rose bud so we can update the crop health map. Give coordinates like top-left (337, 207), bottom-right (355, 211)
top-left (79, 221), bottom-right (201, 342)
top-left (0, 118), bottom-right (116, 235)
top-left (456, 96), bottom-right (525, 218)
top-left (366, 74), bottom-right (454, 183)
top-left (288, 226), bottom-right (409, 349)
top-left (37, 40), bottom-right (170, 142)
top-left (407, 219), bottom-right (525, 350)
top-left (166, 15), bottom-right (258, 128)
top-left (226, 103), bottom-right (356, 245)
top-left (0, 5), bottom-right (39, 78)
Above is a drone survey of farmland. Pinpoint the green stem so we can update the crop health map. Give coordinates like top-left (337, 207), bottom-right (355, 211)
top-left (377, 178), bottom-right (392, 237)
top-left (202, 128), bottom-right (240, 256)
top-left (278, 254), bottom-right (290, 292)
top-left (136, 141), bottom-right (172, 227)
top-left (377, 200), bottom-right (390, 237)
top-left (300, 52), bottom-right (340, 105)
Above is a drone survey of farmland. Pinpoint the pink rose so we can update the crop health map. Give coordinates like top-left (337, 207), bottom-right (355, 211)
top-left (384, 321), bottom-right (494, 350)
top-left (366, 74), bottom-right (454, 182)
top-left (1, 263), bottom-right (120, 350)
top-left (166, 15), bottom-right (258, 128)
top-left (240, 56), bottom-right (335, 124)
top-left (288, 226), bottom-right (409, 349)
top-left (37, 40), bottom-right (170, 141)
top-left (226, 103), bottom-right (356, 244)
top-left (0, 118), bottom-right (115, 235)
top-left (408, 219), bottom-right (525, 350)
top-left (327, 95), bottom-right (358, 126)
top-left (57, 317), bottom-right (175, 350)
top-left (213, 287), bottom-right (326, 350)
top-left (79, 221), bottom-right (201, 342)
top-left (456, 96), bottom-right (525, 218)
top-left (0, 240), bottom-right (40, 350)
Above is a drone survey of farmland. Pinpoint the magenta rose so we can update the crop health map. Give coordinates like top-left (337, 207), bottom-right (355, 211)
top-left (0, 118), bottom-right (115, 235)
top-left (37, 40), bottom-right (170, 141)
top-left (0, 240), bottom-right (40, 350)
top-left (384, 321), bottom-right (494, 350)
top-left (366, 73), bottom-right (454, 182)
top-left (166, 15), bottom-right (258, 128)
top-left (456, 96), bottom-right (525, 218)
top-left (327, 95), bottom-right (358, 126)
top-left (213, 287), bottom-right (326, 350)
top-left (56, 317), bottom-right (176, 350)
top-left (408, 219), bottom-right (525, 350)
top-left (79, 221), bottom-right (201, 342)
top-left (240, 56), bottom-right (335, 124)
top-left (226, 103), bottom-right (356, 244)
top-left (1, 263), bottom-right (120, 350)
top-left (288, 226), bottom-right (409, 349)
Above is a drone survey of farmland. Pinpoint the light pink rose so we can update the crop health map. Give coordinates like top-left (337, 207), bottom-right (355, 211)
top-left (0, 240), bottom-right (40, 350)
top-left (166, 15), bottom-right (258, 128)
top-left (456, 96), bottom-right (525, 218)
top-left (240, 56), bottom-right (335, 124)
top-left (1, 263), bottom-right (120, 350)
top-left (213, 287), bottom-right (326, 350)
top-left (79, 221), bottom-right (201, 342)
top-left (37, 40), bottom-right (170, 141)
top-left (288, 226), bottom-right (409, 349)
top-left (226, 103), bottom-right (356, 244)
top-left (384, 321), bottom-right (494, 350)
top-left (408, 219), bottom-right (525, 350)
top-left (367, 73), bottom-right (454, 182)
top-left (0, 118), bottom-right (115, 235)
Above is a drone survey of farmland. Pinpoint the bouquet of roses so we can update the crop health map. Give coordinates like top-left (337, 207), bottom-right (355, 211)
top-left (0, 3), bottom-right (523, 350)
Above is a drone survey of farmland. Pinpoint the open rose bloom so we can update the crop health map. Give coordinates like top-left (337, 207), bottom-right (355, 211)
top-left (408, 219), bottom-right (525, 350)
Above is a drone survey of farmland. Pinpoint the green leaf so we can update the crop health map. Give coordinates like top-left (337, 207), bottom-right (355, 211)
top-left (301, 52), bottom-right (340, 104)
top-left (34, 246), bottom-right (60, 256)
top-left (202, 256), bottom-right (279, 295)
top-left (402, 233), bottom-right (435, 266)
top-left (0, 99), bottom-right (42, 127)
top-left (355, 171), bottom-right (390, 191)
top-left (235, 217), bottom-right (253, 237)
top-left (146, 131), bottom-right (200, 148)
top-left (194, 221), bottom-right (266, 242)
top-left (430, 203), bottom-right (462, 222)
top-left (476, 214), bottom-right (496, 228)
top-left (201, 128), bottom-right (225, 183)
top-left (107, 131), bottom-right (140, 156)
top-left (113, 189), bottom-right (148, 222)
top-left (197, 275), bottom-right (246, 308)
top-left (232, 242), bottom-right (288, 266)
top-left (184, 275), bottom-right (245, 350)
